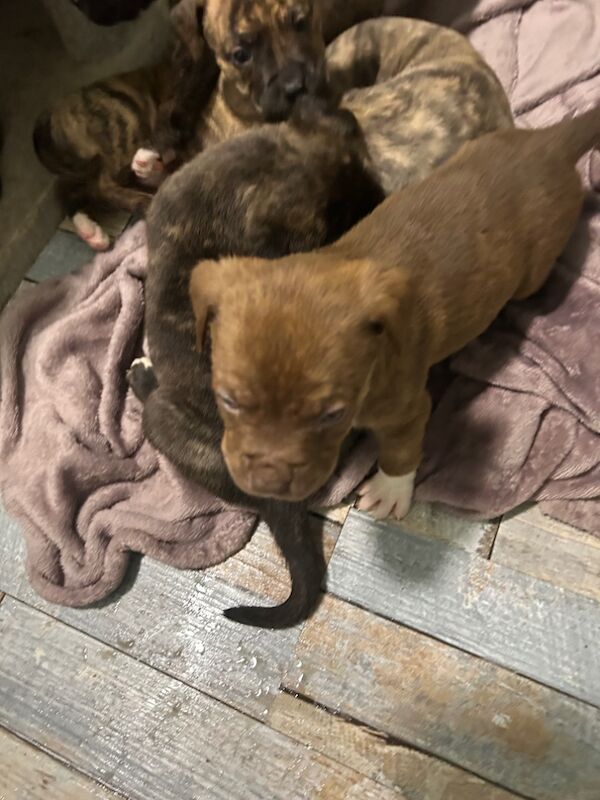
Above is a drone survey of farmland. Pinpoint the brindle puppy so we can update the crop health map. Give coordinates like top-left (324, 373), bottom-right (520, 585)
top-left (34, 1), bottom-right (411, 247)
top-left (202, 0), bottom-right (411, 124)
top-left (33, 0), bottom-right (218, 250)
top-left (129, 99), bottom-right (384, 628)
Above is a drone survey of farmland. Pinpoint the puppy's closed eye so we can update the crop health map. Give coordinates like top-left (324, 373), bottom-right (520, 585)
top-left (217, 391), bottom-right (241, 414)
top-left (317, 406), bottom-right (346, 427)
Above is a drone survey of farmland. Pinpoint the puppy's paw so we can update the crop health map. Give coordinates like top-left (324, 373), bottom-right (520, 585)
top-left (127, 356), bottom-right (158, 402)
top-left (131, 147), bottom-right (165, 186)
top-left (72, 212), bottom-right (111, 251)
top-left (356, 468), bottom-right (415, 520)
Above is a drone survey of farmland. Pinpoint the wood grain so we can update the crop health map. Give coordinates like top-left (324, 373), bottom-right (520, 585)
top-left (384, 501), bottom-right (499, 555)
top-left (328, 510), bottom-right (600, 706)
top-left (493, 505), bottom-right (600, 601)
top-left (210, 514), bottom-right (339, 597)
top-left (284, 594), bottom-right (600, 800)
top-left (0, 727), bottom-right (122, 800)
top-left (270, 692), bottom-right (522, 800)
top-left (0, 514), bottom-right (302, 721)
top-left (0, 598), bottom-right (397, 800)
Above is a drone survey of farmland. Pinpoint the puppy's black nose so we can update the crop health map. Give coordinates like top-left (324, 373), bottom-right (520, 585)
top-left (281, 65), bottom-right (306, 100)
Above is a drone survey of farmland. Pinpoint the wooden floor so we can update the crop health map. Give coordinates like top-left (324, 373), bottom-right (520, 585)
top-left (1, 224), bottom-right (600, 800)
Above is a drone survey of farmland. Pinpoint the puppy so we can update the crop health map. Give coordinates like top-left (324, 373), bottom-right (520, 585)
top-left (132, 99), bottom-right (384, 627)
top-left (189, 107), bottom-right (600, 520)
top-left (33, 0), bottom-right (218, 250)
top-left (201, 0), bottom-right (414, 123)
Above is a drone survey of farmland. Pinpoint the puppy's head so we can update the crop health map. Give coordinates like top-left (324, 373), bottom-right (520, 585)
top-left (204, 0), bottom-right (327, 122)
top-left (190, 254), bottom-right (403, 501)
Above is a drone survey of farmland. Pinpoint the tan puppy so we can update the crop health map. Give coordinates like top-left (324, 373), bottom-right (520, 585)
top-left (189, 107), bottom-right (600, 519)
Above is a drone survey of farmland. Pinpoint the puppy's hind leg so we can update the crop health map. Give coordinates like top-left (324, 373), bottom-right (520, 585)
top-left (72, 211), bottom-right (111, 251)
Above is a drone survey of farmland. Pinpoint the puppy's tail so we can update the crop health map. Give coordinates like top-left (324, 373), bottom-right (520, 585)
top-left (223, 502), bottom-right (326, 629)
top-left (542, 105), bottom-right (600, 164)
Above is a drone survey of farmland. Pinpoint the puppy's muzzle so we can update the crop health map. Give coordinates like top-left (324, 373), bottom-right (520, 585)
top-left (260, 62), bottom-right (309, 121)
top-left (242, 454), bottom-right (295, 497)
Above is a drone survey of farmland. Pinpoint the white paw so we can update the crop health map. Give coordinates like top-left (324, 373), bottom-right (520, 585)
top-left (72, 212), bottom-right (110, 251)
top-left (131, 356), bottom-right (153, 369)
top-left (131, 147), bottom-right (164, 186)
top-left (356, 469), bottom-right (415, 520)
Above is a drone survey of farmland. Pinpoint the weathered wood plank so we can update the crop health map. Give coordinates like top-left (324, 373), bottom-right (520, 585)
top-left (0, 727), bottom-right (123, 800)
top-left (27, 230), bottom-right (94, 282)
top-left (284, 594), bottom-right (600, 800)
top-left (328, 510), bottom-right (600, 706)
top-left (494, 505), bottom-right (600, 602)
top-left (389, 501), bottom-right (499, 555)
top-left (270, 692), bottom-right (522, 800)
top-left (310, 502), bottom-right (352, 526)
top-left (210, 513), bottom-right (339, 596)
top-left (0, 598), bottom-right (397, 800)
top-left (0, 507), bottom-right (324, 720)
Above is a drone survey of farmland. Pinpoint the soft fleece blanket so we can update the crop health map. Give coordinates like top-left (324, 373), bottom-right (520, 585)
top-left (0, 228), bottom-right (373, 606)
top-left (415, 0), bottom-right (600, 532)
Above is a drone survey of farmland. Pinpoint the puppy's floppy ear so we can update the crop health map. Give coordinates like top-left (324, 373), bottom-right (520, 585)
top-left (359, 266), bottom-right (410, 349)
top-left (189, 260), bottom-right (223, 352)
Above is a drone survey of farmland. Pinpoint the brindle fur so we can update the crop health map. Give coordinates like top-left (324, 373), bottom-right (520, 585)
top-left (33, 3), bottom-right (425, 220)
top-left (133, 99), bottom-right (384, 628)
top-left (33, 0), bottom-right (218, 218)
top-left (328, 18), bottom-right (514, 192)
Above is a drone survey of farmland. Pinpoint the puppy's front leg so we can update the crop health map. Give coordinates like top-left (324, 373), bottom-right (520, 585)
top-left (357, 392), bottom-right (431, 520)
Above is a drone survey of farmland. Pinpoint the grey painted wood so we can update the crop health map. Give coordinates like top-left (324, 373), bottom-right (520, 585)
top-left (0, 598), bottom-right (396, 800)
top-left (0, 727), bottom-right (123, 800)
top-left (285, 594), bottom-right (600, 800)
top-left (27, 230), bottom-right (94, 282)
top-left (384, 500), bottom-right (499, 555)
top-left (0, 505), bottom-right (333, 720)
top-left (494, 505), bottom-right (600, 602)
top-left (329, 510), bottom-right (600, 707)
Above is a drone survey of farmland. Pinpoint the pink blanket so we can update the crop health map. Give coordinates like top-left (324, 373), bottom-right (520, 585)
top-left (416, 0), bottom-right (600, 532)
top-left (0, 228), bottom-right (372, 606)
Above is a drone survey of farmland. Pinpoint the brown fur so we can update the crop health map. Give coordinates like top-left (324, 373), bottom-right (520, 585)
top-left (134, 98), bottom-right (384, 627)
top-left (189, 107), bottom-right (600, 502)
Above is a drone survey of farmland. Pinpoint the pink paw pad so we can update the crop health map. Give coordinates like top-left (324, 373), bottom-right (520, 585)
top-left (72, 212), bottom-right (111, 251)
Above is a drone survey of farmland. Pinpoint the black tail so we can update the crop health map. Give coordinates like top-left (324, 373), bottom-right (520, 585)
top-left (33, 110), bottom-right (101, 181)
top-left (223, 502), bottom-right (326, 629)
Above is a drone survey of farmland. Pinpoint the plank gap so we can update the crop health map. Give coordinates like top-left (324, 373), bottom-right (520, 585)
top-left (278, 688), bottom-right (535, 800)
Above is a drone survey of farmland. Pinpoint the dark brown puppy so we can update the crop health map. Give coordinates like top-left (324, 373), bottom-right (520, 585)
top-left (189, 107), bottom-right (600, 519)
top-left (132, 99), bottom-right (383, 627)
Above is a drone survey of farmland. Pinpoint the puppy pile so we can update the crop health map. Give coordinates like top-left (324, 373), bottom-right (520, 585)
top-left (32, 0), bottom-right (599, 627)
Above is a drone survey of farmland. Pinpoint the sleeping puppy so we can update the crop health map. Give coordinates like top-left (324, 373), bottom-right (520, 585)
top-left (34, 0), bottom-right (218, 250)
top-left (189, 106), bottom-right (600, 519)
top-left (131, 98), bottom-right (384, 627)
